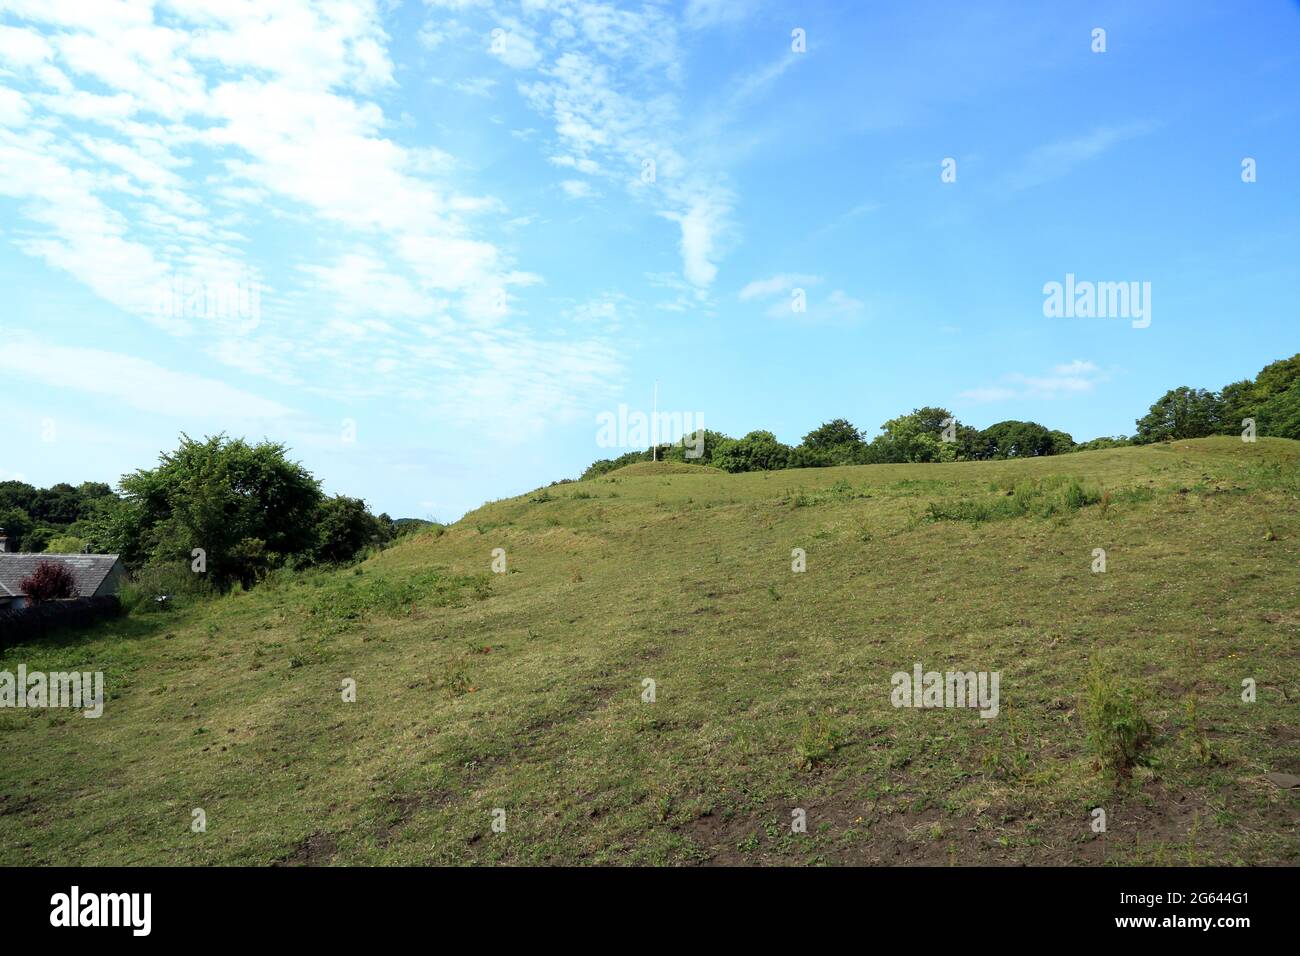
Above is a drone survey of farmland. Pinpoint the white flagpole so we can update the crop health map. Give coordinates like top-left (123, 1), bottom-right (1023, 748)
top-left (652, 380), bottom-right (658, 461)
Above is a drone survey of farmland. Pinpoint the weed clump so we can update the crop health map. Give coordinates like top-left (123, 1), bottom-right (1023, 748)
top-left (795, 715), bottom-right (843, 769)
top-left (924, 476), bottom-right (1103, 524)
top-left (1082, 669), bottom-right (1152, 779)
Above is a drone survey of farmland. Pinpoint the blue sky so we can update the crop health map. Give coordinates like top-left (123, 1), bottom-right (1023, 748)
top-left (0, 0), bottom-right (1296, 520)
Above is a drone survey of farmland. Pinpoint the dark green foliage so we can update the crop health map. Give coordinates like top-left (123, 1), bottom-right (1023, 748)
top-left (801, 418), bottom-right (863, 449)
top-left (1135, 386), bottom-right (1224, 443)
top-left (1047, 429), bottom-right (1076, 455)
top-left (1071, 435), bottom-right (1133, 452)
top-left (978, 420), bottom-right (1057, 458)
top-left (711, 430), bottom-right (793, 473)
top-left (1134, 352), bottom-right (1299, 442)
top-left (314, 495), bottom-right (394, 564)
top-left (655, 428), bottom-right (729, 465)
top-left (118, 434), bottom-right (323, 587)
top-left (393, 518), bottom-right (440, 537)
top-left (581, 449), bottom-right (652, 479)
top-left (868, 406), bottom-right (958, 463)
top-left (1217, 378), bottom-right (1257, 431)
top-left (0, 505), bottom-right (34, 551)
top-left (117, 561), bottom-right (215, 613)
top-left (1254, 379), bottom-right (1300, 439)
top-left (573, 355), bottom-right (1300, 478)
top-left (793, 418), bottom-right (867, 466)
top-left (0, 479), bottom-right (115, 551)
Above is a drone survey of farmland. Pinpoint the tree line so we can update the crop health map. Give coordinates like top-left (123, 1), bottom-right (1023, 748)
top-left (583, 352), bottom-right (1299, 477)
top-left (0, 434), bottom-right (431, 589)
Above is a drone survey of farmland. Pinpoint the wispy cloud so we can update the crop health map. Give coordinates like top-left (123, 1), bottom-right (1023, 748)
top-left (0, 338), bottom-right (294, 421)
top-left (739, 273), bottom-right (824, 300)
top-left (1009, 122), bottom-right (1156, 189)
top-left (0, 0), bottom-right (622, 436)
top-left (960, 360), bottom-right (1107, 403)
top-left (740, 273), bottom-right (866, 323)
top-left (488, 3), bottom-right (744, 293)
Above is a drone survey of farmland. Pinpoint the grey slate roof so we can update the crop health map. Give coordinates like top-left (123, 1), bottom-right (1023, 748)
top-left (0, 554), bottom-right (122, 599)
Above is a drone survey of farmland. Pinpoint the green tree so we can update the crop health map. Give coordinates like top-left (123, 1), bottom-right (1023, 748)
top-left (31, 483), bottom-right (83, 524)
top-left (315, 495), bottom-right (387, 564)
top-left (119, 434), bottom-right (323, 587)
top-left (1134, 387), bottom-right (1223, 443)
top-left (0, 507), bottom-right (33, 551)
top-left (1047, 429), bottom-right (1076, 455)
top-left (45, 534), bottom-right (87, 554)
top-left (24, 527), bottom-right (57, 552)
top-left (873, 407), bottom-right (958, 463)
top-left (711, 430), bottom-right (793, 472)
top-left (1071, 435), bottom-right (1133, 452)
top-left (1253, 354), bottom-right (1300, 401)
top-left (581, 449), bottom-right (651, 479)
top-left (1254, 379), bottom-right (1300, 439)
top-left (979, 420), bottom-right (1057, 458)
top-left (1217, 378), bottom-right (1257, 434)
top-left (0, 481), bottom-right (37, 517)
top-left (656, 428), bottom-right (730, 465)
top-left (793, 419), bottom-right (866, 466)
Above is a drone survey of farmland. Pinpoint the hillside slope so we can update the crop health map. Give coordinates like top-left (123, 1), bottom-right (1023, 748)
top-left (2, 437), bottom-right (1297, 865)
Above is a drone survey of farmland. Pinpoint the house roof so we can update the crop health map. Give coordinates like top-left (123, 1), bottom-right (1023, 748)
top-left (0, 554), bottom-right (122, 599)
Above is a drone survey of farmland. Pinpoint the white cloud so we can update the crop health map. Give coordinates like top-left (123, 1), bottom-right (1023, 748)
top-left (300, 251), bottom-right (436, 319)
top-left (0, 88), bottom-right (29, 126)
top-left (560, 178), bottom-right (595, 199)
top-left (0, 1), bottom-right (621, 436)
top-left (488, 28), bottom-right (541, 69)
top-left (683, 0), bottom-right (758, 31)
top-left (762, 288), bottom-right (865, 322)
top-left (1012, 123), bottom-right (1155, 189)
top-left (0, 338), bottom-right (293, 421)
top-left (661, 197), bottom-right (728, 288)
top-left (739, 273), bottom-right (864, 322)
top-left (960, 360), bottom-right (1107, 402)
top-left (453, 76), bottom-right (497, 97)
top-left (739, 273), bottom-right (824, 300)
top-left (509, 6), bottom-right (737, 290)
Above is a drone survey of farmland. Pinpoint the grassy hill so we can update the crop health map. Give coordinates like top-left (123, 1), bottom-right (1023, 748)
top-left (2, 437), bottom-right (1297, 865)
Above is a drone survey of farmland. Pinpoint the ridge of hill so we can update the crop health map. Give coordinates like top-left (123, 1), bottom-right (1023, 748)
top-left (1, 437), bottom-right (1296, 865)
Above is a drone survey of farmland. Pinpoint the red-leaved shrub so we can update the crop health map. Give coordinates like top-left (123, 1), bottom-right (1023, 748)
top-left (20, 561), bottom-right (78, 603)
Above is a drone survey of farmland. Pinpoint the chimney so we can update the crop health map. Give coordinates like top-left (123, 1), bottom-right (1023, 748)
top-left (0, 530), bottom-right (8, 553)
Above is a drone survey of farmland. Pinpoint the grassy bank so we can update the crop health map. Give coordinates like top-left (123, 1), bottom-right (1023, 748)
top-left (1, 437), bottom-right (1296, 865)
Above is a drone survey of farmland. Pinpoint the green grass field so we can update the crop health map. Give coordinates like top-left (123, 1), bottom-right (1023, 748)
top-left (2, 437), bottom-right (1297, 865)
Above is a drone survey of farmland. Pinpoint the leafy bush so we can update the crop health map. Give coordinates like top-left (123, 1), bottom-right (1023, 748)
top-left (44, 534), bottom-right (87, 554)
top-left (19, 561), bottom-right (78, 603)
top-left (118, 562), bottom-right (215, 613)
top-left (314, 495), bottom-right (392, 564)
top-left (711, 430), bottom-right (793, 473)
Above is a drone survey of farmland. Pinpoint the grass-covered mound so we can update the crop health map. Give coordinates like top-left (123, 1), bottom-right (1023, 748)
top-left (1, 437), bottom-right (1296, 865)
top-left (603, 460), bottom-right (723, 477)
